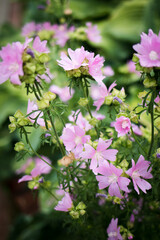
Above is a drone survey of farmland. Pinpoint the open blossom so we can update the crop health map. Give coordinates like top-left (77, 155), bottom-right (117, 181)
top-left (50, 85), bottom-right (74, 102)
top-left (54, 24), bottom-right (75, 47)
top-left (27, 99), bottom-right (45, 127)
top-left (68, 111), bottom-right (92, 131)
top-left (96, 161), bottom-right (130, 198)
top-left (0, 42), bottom-right (25, 85)
top-left (54, 192), bottom-right (73, 212)
top-left (18, 167), bottom-right (41, 189)
top-left (107, 218), bottom-right (123, 240)
top-left (60, 125), bottom-right (90, 157)
top-left (57, 46), bottom-right (105, 85)
top-left (32, 36), bottom-right (50, 53)
top-left (85, 22), bottom-right (101, 43)
top-left (21, 22), bottom-right (37, 37)
top-left (126, 155), bottom-right (152, 194)
top-left (133, 29), bottom-right (160, 67)
top-left (103, 66), bottom-right (114, 77)
top-left (80, 138), bottom-right (118, 171)
top-left (93, 81), bottom-right (117, 110)
top-left (114, 116), bottom-right (131, 137)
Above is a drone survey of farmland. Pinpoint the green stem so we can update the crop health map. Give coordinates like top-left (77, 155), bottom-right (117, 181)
top-left (41, 185), bottom-right (59, 201)
top-left (47, 110), bottom-right (66, 156)
top-left (148, 91), bottom-right (155, 159)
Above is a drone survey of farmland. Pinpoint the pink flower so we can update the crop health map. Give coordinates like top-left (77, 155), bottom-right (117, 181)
top-left (68, 111), bottom-right (92, 131)
top-left (133, 29), bottom-right (160, 67)
top-left (60, 125), bottom-right (90, 157)
top-left (85, 22), bottom-right (101, 43)
top-left (155, 93), bottom-right (160, 104)
top-left (80, 138), bottom-right (118, 171)
top-left (96, 161), bottom-right (130, 198)
top-left (33, 36), bottom-right (50, 53)
top-left (93, 81), bottom-right (117, 110)
top-left (49, 85), bottom-right (74, 102)
top-left (114, 116), bottom-right (131, 137)
top-left (54, 24), bottom-right (75, 47)
top-left (107, 218), bottom-right (123, 240)
top-left (54, 192), bottom-right (73, 212)
top-left (57, 46), bottom-right (105, 85)
top-left (103, 66), bottom-right (114, 77)
top-left (27, 99), bottom-right (45, 127)
top-left (127, 60), bottom-right (141, 76)
top-left (91, 111), bottom-right (105, 120)
top-left (22, 22), bottom-right (36, 37)
top-left (132, 124), bottom-right (142, 136)
top-left (0, 42), bottom-right (25, 85)
top-left (126, 155), bottom-right (153, 194)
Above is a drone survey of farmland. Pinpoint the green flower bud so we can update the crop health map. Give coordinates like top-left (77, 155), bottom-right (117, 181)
top-left (37, 99), bottom-right (49, 109)
top-left (38, 30), bottom-right (53, 41)
top-left (17, 117), bottom-right (30, 126)
top-left (76, 202), bottom-right (86, 210)
top-left (9, 116), bottom-right (16, 123)
top-left (132, 54), bottom-right (139, 63)
top-left (89, 117), bottom-right (99, 127)
top-left (113, 197), bottom-right (121, 204)
top-left (24, 62), bottom-right (36, 74)
top-left (39, 53), bottom-right (50, 63)
top-left (43, 91), bottom-right (56, 101)
top-left (14, 110), bottom-right (24, 119)
top-left (21, 75), bottom-right (35, 84)
top-left (130, 112), bottom-right (138, 123)
top-left (69, 210), bottom-right (79, 219)
top-left (143, 77), bottom-right (157, 88)
top-left (79, 210), bottom-right (86, 216)
top-left (78, 97), bottom-right (89, 107)
top-left (14, 141), bottom-right (25, 152)
top-left (8, 123), bottom-right (17, 133)
top-left (22, 52), bottom-right (31, 62)
top-left (28, 180), bottom-right (38, 190)
top-left (104, 95), bottom-right (113, 105)
top-left (36, 63), bottom-right (46, 75)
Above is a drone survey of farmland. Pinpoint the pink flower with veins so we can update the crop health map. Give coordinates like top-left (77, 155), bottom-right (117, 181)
top-left (80, 138), bottom-right (118, 171)
top-left (49, 84), bottom-right (74, 102)
top-left (85, 22), bottom-right (101, 43)
top-left (60, 125), bottom-right (90, 158)
top-left (126, 155), bottom-right (153, 194)
top-left (54, 192), bottom-right (73, 212)
top-left (96, 161), bottom-right (130, 198)
top-left (18, 168), bottom-right (42, 189)
top-left (114, 116), bottom-right (131, 137)
top-left (21, 22), bottom-right (36, 37)
top-left (33, 36), bottom-right (50, 53)
top-left (107, 218), bottom-right (123, 240)
top-left (27, 99), bottom-right (45, 127)
top-left (133, 29), bottom-right (160, 67)
top-left (93, 81), bottom-right (117, 110)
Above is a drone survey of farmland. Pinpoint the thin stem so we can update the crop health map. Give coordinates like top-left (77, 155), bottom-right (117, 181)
top-left (41, 185), bottom-right (59, 201)
top-left (35, 81), bottom-right (42, 98)
top-left (148, 91), bottom-right (155, 159)
top-left (47, 110), bottom-right (66, 156)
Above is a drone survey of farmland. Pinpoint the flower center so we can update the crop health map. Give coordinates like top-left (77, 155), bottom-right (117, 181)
top-left (132, 171), bottom-right (140, 179)
top-left (75, 136), bottom-right (82, 145)
top-left (122, 120), bottom-right (128, 129)
top-left (149, 51), bottom-right (159, 61)
top-left (9, 63), bottom-right (19, 73)
top-left (108, 231), bottom-right (118, 237)
top-left (109, 174), bottom-right (117, 184)
top-left (95, 151), bottom-right (102, 161)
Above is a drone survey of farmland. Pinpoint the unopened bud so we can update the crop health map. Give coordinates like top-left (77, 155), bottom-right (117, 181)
top-left (69, 210), bottom-right (79, 219)
top-left (17, 117), bottom-right (30, 126)
top-left (43, 91), bottom-right (56, 101)
top-left (8, 123), bottom-right (16, 133)
top-left (78, 97), bottom-right (89, 107)
top-left (24, 62), bottom-right (36, 74)
top-left (76, 202), bottom-right (86, 210)
top-left (79, 210), bottom-right (86, 216)
top-left (14, 141), bottom-right (25, 152)
top-left (37, 99), bottom-right (49, 109)
top-left (104, 95), bottom-right (113, 105)
top-left (9, 116), bottom-right (16, 123)
top-left (36, 63), bottom-right (46, 75)
top-left (143, 77), bottom-right (157, 88)
top-left (39, 53), bottom-right (50, 63)
top-left (14, 110), bottom-right (24, 119)
top-left (89, 117), bottom-right (99, 127)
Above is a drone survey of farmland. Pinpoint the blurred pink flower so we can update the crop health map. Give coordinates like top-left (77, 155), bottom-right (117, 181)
top-left (22, 22), bottom-right (36, 37)
top-left (127, 60), bottom-right (141, 76)
top-left (27, 99), bottom-right (45, 127)
top-left (133, 29), bottom-right (160, 67)
top-left (54, 192), bottom-right (73, 212)
top-left (54, 24), bottom-right (75, 47)
top-left (96, 161), bottom-right (130, 198)
top-left (68, 111), bottom-right (92, 131)
top-left (50, 85), bottom-right (74, 102)
top-left (107, 218), bottom-right (123, 240)
top-left (80, 138), bottom-right (118, 171)
top-left (85, 22), bottom-right (101, 43)
top-left (33, 36), bottom-right (50, 53)
top-left (114, 116), bottom-right (131, 137)
top-left (103, 66), bottom-right (114, 77)
top-left (126, 155), bottom-right (152, 194)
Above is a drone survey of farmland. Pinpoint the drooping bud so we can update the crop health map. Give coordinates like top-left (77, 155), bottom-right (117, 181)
top-left (14, 141), bottom-right (25, 152)
top-left (78, 97), bottom-right (89, 107)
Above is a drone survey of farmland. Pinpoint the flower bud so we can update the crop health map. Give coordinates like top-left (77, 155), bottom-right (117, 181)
top-left (36, 63), bottom-right (46, 75)
top-left (37, 99), bottom-right (49, 109)
top-left (79, 210), bottom-right (86, 216)
top-left (132, 54), bottom-right (139, 63)
top-left (104, 95), bottom-right (113, 105)
top-left (39, 53), bottom-right (50, 63)
top-left (14, 141), bottom-right (25, 152)
top-left (14, 110), bottom-right (24, 119)
top-left (38, 30), bottom-right (53, 41)
top-left (8, 123), bottom-right (16, 133)
top-left (9, 116), bottom-right (16, 123)
top-left (143, 77), bottom-right (157, 88)
top-left (69, 210), bottom-right (79, 219)
top-left (17, 117), bottom-right (30, 126)
top-left (89, 117), bottom-right (99, 127)
top-left (43, 91), bottom-right (56, 101)
top-left (24, 62), bottom-right (36, 74)
top-left (76, 202), bottom-right (86, 210)
top-left (78, 97), bottom-right (89, 107)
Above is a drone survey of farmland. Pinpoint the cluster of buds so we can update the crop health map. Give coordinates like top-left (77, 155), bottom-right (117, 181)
top-left (37, 91), bottom-right (56, 109)
top-left (8, 110), bottom-right (31, 133)
top-left (69, 202), bottom-right (86, 219)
